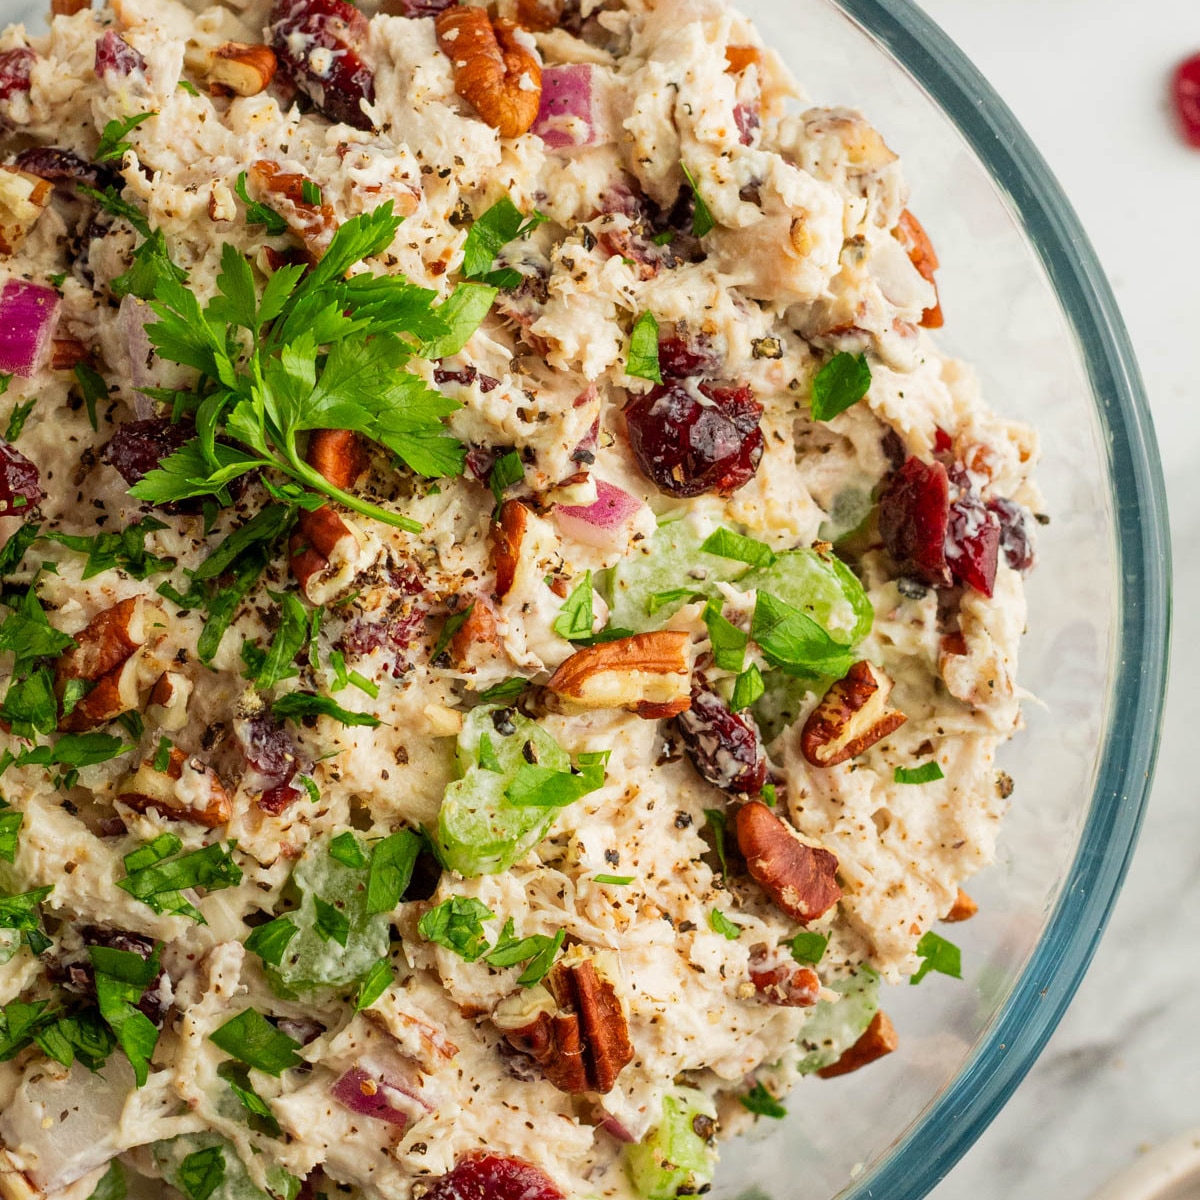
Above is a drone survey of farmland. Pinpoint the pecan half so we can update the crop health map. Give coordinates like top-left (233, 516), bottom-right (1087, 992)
top-left (816, 1010), bottom-right (898, 1079)
top-left (799, 660), bottom-right (906, 768)
top-left (247, 159), bottom-right (338, 256)
top-left (494, 957), bottom-right (633, 1094)
top-left (50, 337), bottom-right (89, 371)
top-left (0, 167), bottom-right (54, 258)
top-left (447, 598), bottom-right (502, 673)
top-left (895, 209), bottom-right (943, 329)
top-left (735, 800), bottom-right (841, 925)
top-left (944, 888), bottom-right (978, 923)
top-left (491, 498), bottom-right (529, 600)
top-left (207, 42), bottom-right (278, 96)
top-left (55, 597), bottom-right (157, 731)
top-left (435, 7), bottom-right (543, 139)
top-left (117, 746), bottom-right (232, 828)
top-left (290, 428), bottom-right (365, 599)
top-left (545, 631), bottom-right (691, 719)
top-left (748, 945), bottom-right (820, 1007)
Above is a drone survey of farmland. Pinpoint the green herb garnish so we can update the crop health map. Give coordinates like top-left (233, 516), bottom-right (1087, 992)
top-left (627, 311), bottom-right (662, 383)
top-left (810, 352), bottom-right (872, 422)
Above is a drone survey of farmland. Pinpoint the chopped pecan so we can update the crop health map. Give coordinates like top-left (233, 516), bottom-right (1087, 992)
top-left (944, 888), bottom-right (978, 923)
top-left (895, 209), bottom-right (943, 329)
top-left (494, 956), bottom-right (633, 1094)
top-left (56, 597), bottom-right (159, 732)
top-left (207, 42), bottom-right (278, 96)
top-left (515, 0), bottom-right (563, 30)
top-left (117, 745), bottom-right (232, 828)
top-left (0, 166), bottom-right (54, 258)
top-left (799, 660), bottom-right (906, 768)
top-left (51, 0), bottom-right (92, 12)
top-left (447, 598), bottom-right (502, 673)
top-left (735, 800), bottom-right (841, 925)
top-left (724, 45), bottom-right (763, 74)
top-left (491, 498), bottom-right (529, 600)
top-left (0, 1151), bottom-right (38, 1200)
top-left (247, 159), bottom-right (338, 256)
top-left (748, 945), bottom-right (820, 1007)
top-left (435, 7), bottom-right (543, 139)
top-left (146, 670), bottom-right (192, 732)
top-left (289, 429), bottom-right (365, 599)
top-left (545, 631), bottom-right (691, 718)
top-left (816, 1010), bottom-right (898, 1079)
top-left (50, 337), bottom-right (89, 371)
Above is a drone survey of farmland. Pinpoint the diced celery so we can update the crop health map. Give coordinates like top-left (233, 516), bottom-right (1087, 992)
top-left (625, 1089), bottom-right (718, 1200)
top-left (795, 967), bottom-right (880, 1075)
top-left (741, 548), bottom-right (872, 646)
top-left (153, 1133), bottom-right (298, 1200)
top-left (818, 484), bottom-right (875, 545)
top-left (435, 705), bottom-right (578, 877)
top-left (267, 835), bottom-right (390, 996)
top-left (605, 521), bottom-right (745, 632)
top-left (749, 669), bottom-right (820, 744)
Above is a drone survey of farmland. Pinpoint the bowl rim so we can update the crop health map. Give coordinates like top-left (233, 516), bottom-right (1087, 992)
top-left (827, 1), bottom-right (1172, 1196)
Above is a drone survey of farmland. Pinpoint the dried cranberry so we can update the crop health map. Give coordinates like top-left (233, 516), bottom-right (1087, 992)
top-left (14, 146), bottom-right (113, 189)
top-left (465, 445), bottom-right (497, 482)
top-left (676, 687), bottom-right (767, 795)
top-left (945, 485), bottom-right (1000, 597)
top-left (234, 713), bottom-right (305, 815)
top-left (102, 419), bottom-right (193, 488)
top-left (625, 380), bottom-right (763, 498)
top-left (422, 1152), bottom-right (564, 1200)
top-left (987, 496), bottom-right (1035, 573)
top-left (0, 47), bottom-right (35, 101)
top-left (1174, 52), bottom-right (1200, 148)
top-left (0, 442), bottom-right (43, 516)
top-left (878, 456), bottom-right (952, 588)
top-left (94, 30), bottom-right (145, 78)
top-left (387, 0), bottom-right (456, 14)
top-left (434, 363), bottom-right (499, 393)
top-left (657, 333), bottom-right (720, 379)
top-left (338, 607), bottom-right (423, 674)
top-left (932, 426), bottom-right (953, 456)
top-left (270, 0), bottom-right (376, 131)
top-left (733, 101), bottom-right (760, 146)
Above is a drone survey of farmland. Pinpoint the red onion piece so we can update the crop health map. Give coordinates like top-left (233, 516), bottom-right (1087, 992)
top-left (555, 480), bottom-right (645, 549)
top-left (118, 295), bottom-right (161, 418)
top-left (0, 280), bottom-right (60, 377)
top-left (596, 1110), bottom-right (636, 1143)
top-left (332, 1064), bottom-right (430, 1128)
top-left (0, 442), bottom-right (43, 516)
top-left (533, 64), bottom-right (606, 151)
top-left (94, 30), bottom-right (144, 78)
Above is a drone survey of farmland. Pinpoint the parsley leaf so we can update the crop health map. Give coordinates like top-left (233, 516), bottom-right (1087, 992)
top-left (894, 761), bottom-right (945, 785)
top-left (14, 733), bottom-right (132, 769)
top-left (0, 998), bottom-right (54, 1061)
top-left (788, 931), bottom-right (828, 965)
top-left (95, 111), bottom-right (154, 163)
top-left (488, 450), bottom-right (524, 507)
top-left (702, 600), bottom-right (747, 672)
top-left (354, 958), bottom-right (393, 1011)
top-left (272, 692), bottom-right (381, 728)
top-left (703, 807), bottom-right (729, 877)
top-left (700, 527), bottom-right (776, 568)
top-left (45, 516), bottom-right (174, 580)
top-left (910, 930), bottom-right (962, 985)
top-left (0, 522), bottom-right (39, 578)
top-left (192, 505), bottom-right (295, 582)
top-left (245, 916), bottom-right (299, 968)
top-left (89, 943), bottom-right (161, 1086)
top-left (78, 184), bottom-right (150, 237)
top-left (418, 282), bottom-right (498, 360)
top-left (504, 751), bottom-right (607, 808)
top-left (313, 896), bottom-right (350, 947)
top-left (0, 885), bottom-right (53, 956)
top-left (217, 1060), bottom-right (281, 1137)
top-left (460, 197), bottom-right (546, 279)
top-left (235, 171), bottom-right (288, 235)
top-left (751, 591), bottom-right (856, 679)
top-left (592, 874), bottom-right (633, 886)
top-left (329, 831), bottom-right (368, 869)
top-left (680, 161), bottom-right (715, 238)
top-left (177, 1145), bottom-right (225, 1200)
top-left (0, 666), bottom-right (57, 739)
top-left (552, 571), bottom-right (594, 641)
top-left (477, 677), bottom-right (527, 703)
top-left (117, 837), bottom-right (242, 923)
top-left (73, 362), bottom-right (108, 432)
top-left (4, 397), bottom-right (35, 441)
top-left (418, 896), bottom-right (494, 962)
top-left (86, 1162), bottom-right (126, 1200)
top-left (366, 829), bottom-right (419, 914)
top-left (252, 592), bottom-right (308, 689)
top-left (740, 1081), bottom-right (787, 1119)
top-left (0, 808), bottom-right (21, 863)
top-left (709, 909), bottom-right (741, 940)
top-left (730, 664), bottom-right (764, 711)
top-left (810, 352), bottom-right (872, 422)
top-left (627, 311), bottom-right (662, 383)
top-left (210, 1009), bottom-right (302, 1075)
top-left (432, 603), bottom-right (474, 663)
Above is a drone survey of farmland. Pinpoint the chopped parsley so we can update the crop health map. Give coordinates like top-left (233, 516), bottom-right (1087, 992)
top-left (460, 197), bottom-right (547, 283)
top-left (4, 397), bottom-right (35, 442)
top-left (86, 1162), bottom-right (126, 1200)
top-left (328, 831), bottom-right (369, 869)
top-left (627, 311), bottom-right (662, 383)
top-left (788, 931), bottom-right (828, 965)
top-left (244, 916), bottom-right (299, 968)
top-left (592, 874), bottom-right (633, 886)
top-left (910, 930), bottom-right (962, 985)
top-left (702, 600), bottom-right (747, 673)
top-left (209, 1009), bottom-right (302, 1075)
top-left (95, 111), bottom-right (154, 164)
top-left (700, 526), bottom-right (776, 568)
top-left (366, 829), bottom-right (420, 914)
top-left (484, 919), bottom-right (565, 986)
top-left (45, 516), bottom-right (175, 580)
top-left (250, 592), bottom-right (308, 690)
top-left (272, 692), bottom-right (381, 728)
top-left (477, 676), bottom-right (528, 703)
top-left (73, 362), bottom-right (108, 431)
top-left (15, 733), bottom-right (134, 770)
top-left (418, 895), bottom-right (494, 962)
top-left (313, 896), bottom-right (350, 947)
top-left (740, 1081), bottom-right (787, 1119)
top-left (432, 603), bottom-right (475, 663)
top-left (504, 750), bottom-right (607, 808)
top-left (217, 1060), bottom-right (281, 1137)
top-left (0, 885), bottom-right (53, 956)
top-left (177, 1144), bottom-right (225, 1200)
top-left (810, 352), bottom-right (872, 423)
top-left (730, 664), bottom-right (765, 711)
top-left (489, 450), bottom-right (525, 508)
top-left (354, 958), bottom-right (393, 1011)
top-left (680, 161), bottom-right (715, 238)
top-left (0, 805), bottom-right (21, 863)
top-left (708, 909), bottom-right (741, 940)
top-left (300, 179), bottom-right (323, 207)
top-left (117, 834), bottom-right (242, 923)
top-left (750, 591), bottom-right (856, 679)
top-left (89, 943), bottom-right (162, 1086)
top-left (234, 171), bottom-right (288, 235)
top-left (703, 807), bottom-right (729, 877)
top-left (894, 761), bottom-right (945, 785)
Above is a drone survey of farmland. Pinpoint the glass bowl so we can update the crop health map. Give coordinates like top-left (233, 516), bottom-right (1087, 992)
top-left (4, 0), bottom-right (1168, 1196)
top-left (714, 1), bottom-right (1170, 1197)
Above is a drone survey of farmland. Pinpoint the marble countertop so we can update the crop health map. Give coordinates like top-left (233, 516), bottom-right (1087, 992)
top-left (918, 1), bottom-right (1197, 1196)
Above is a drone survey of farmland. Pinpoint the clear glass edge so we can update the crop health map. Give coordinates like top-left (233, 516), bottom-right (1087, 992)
top-left (825, 1), bottom-right (1173, 1196)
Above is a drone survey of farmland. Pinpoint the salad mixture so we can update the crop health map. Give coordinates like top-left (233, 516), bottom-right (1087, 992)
top-left (0, 0), bottom-right (1040, 1197)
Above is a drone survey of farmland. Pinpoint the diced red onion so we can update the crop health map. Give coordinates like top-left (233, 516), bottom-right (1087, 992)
top-left (118, 294), bottom-right (161, 418)
top-left (332, 1064), bottom-right (430, 1128)
top-left (94, 30), bottom-right (145, 79)
top-left (0, 280), bottom-right (60, 377)
top-left (533, 65), bottom-right (607, 152)
top-left (555, 480), bottom-right (645, 549)
top-left (595, 1110), bottom-right (636, 1143)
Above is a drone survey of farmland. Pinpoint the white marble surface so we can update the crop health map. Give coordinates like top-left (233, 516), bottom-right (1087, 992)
top-left (918, 1), bottom-right (1198, 1197)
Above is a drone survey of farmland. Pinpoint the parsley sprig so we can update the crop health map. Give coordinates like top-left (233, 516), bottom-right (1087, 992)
top-left (125, 204), bottom-right (496, 531)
